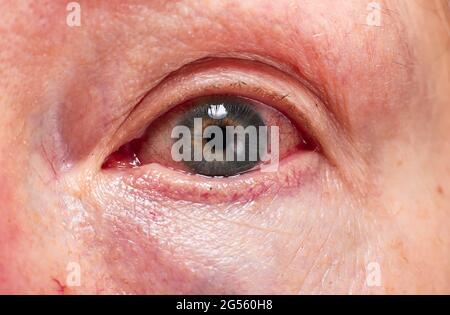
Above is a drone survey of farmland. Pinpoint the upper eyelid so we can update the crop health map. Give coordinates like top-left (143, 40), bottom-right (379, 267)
top-left (107, 53), bottom-right (325, 132)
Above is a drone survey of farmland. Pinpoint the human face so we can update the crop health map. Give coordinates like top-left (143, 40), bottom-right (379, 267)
top-left (0, 0), bottom-right (449, 294)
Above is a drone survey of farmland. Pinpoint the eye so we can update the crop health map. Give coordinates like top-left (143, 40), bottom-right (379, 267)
top-left (102, 94), bottom-right (314, 177)
top-left (96, 57), bottom-right (329, 203)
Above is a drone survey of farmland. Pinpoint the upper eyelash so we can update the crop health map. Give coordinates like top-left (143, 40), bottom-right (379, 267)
top-left (191, 96), bottom-right (253, 117)
top-left (178, 95), bottom-right (263, 126)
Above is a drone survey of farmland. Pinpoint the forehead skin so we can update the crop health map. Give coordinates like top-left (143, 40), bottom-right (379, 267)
top-left (0, 0), bottom-right (448, 294)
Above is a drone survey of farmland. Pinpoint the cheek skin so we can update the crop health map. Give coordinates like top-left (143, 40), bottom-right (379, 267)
top-left (0, 127), bottom-right (68, 293)
top-left (74, 161), bottom-right (374, 294)
top-left (0, 173), bottom-right (21, 292)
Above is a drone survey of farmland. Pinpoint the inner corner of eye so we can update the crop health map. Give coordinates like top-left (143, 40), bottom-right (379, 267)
top-left (101, 139), bottom-right (143, 170)
top-left (101, 94), bottom-right (317, 176)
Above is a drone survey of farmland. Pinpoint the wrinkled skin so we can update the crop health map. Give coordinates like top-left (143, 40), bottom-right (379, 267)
top-left (0, 0), bottom-right (449, 294)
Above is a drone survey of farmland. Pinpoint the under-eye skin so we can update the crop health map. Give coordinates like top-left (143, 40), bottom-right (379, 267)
top-left (175, 95), bottom-right (267, 177)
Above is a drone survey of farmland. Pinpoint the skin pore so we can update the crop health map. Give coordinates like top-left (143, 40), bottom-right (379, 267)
top-left (0, 0), bottom-right (449, 294)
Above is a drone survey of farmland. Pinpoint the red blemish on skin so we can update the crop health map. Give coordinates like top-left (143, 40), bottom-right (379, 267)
top-left (437, 185), bottom-right (444, 195)
top-left (52, 278), bottom-right (66, 295)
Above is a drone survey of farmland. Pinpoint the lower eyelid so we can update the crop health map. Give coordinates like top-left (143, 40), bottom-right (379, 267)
top-left (99, 150), bottom-right (321, 204)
